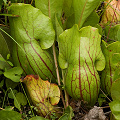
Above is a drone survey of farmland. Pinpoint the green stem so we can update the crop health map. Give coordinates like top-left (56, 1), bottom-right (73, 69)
top-left (48, 0), bottom-right (51, 18)
top-left (100, 88), bottom-right (112, 102)
top-left (20, 82), bottom-right (35, 116)
top-left (52, 43), bottom-right (66, 108)
top-left (2, 88), bottom-right (8, 108)
top-left (10, 88), bottom-right (21, 111)
top-left (78, 0), bottom-right (87, 28)
top-left (62, 70), bottom-right (69, 108)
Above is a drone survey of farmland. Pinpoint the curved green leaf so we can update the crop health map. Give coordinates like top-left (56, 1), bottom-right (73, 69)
top-left (4, 67), bottom-right (23, 82)
top-left (63, 0), bottom-right (74, 18)
top-left (0, 27), bottom-right (13, 70)
top-left (0, 26), bottom-right (13, 55)
top-left (58, 113), bottom-right (69, 120)
top-left (104, 25), bottom-right (120, 42)
top-left (82, 11), bottom-right (99, 27)
top-left (0, 31), bottom-right (10, 59)
top-left (14, 92), bottom-right (27, 110)
top-left (112, 53), bottom-right (120, 65)
top-left (58, 106), bottom-right (74, 120)
top-left (112, 68), bottom-right (120, 83)
top-left (58, 25), bottom-right (105, 105)
top-left (15, 92), bottom-right (27, 106)
top-left (8, 3), bottom-right (56, 81)
top-left (6, 79), bottom-right (19, 89)
top-left (111, 79), bottom-right (120, 101)
top-left (109, 100), bottom-right (120, 120)
top-left (73, 0), bottom-right (101, 28)
top-left (9, 3), bottom-right (55, 49)
top-left (0, 110), bottom-right (21, 120)
top-left (0, 54), bottom-right (11, 70)
top-left (35, 0), bottom-right (63, 27)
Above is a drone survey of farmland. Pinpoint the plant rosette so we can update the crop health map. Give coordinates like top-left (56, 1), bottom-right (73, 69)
top-left (8, 3), bottom-right (56, 81)
top-left (100, 0), bottom-right (120, 27)
top-left (58, 25), bottom-right (105, 106)
top-left (101, 40), bottom-right (120, 95)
